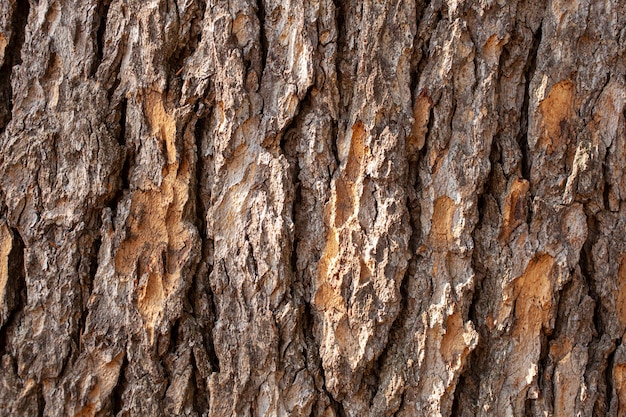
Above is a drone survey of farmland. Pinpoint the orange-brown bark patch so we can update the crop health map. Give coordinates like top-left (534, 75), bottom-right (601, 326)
top-left (538, 79), bottom-right (575, 154)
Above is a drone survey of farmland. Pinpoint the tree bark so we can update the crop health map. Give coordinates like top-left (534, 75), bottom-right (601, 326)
top-left (0, 0), bottom-right (625, 415)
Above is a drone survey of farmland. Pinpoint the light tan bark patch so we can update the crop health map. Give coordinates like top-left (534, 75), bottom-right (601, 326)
top-left (0, 223), bottom-right (12, 308)
top-left (431, 196), bottom-right (455, 249)
top-left (538, 79), bottom-right (575, 154)
top-left (499, 177), bottom-right (529, 242)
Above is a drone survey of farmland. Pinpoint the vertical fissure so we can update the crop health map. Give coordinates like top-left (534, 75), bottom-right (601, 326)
top-left (318, 360), bottom-right (347, 417)
top-left (107, 97), bottom-right (130, 218)
top-left (37, 386), bottom-right (45, 417)
top-left (165, 1), bottom-right (206, 103)
top-left (517, 22), bottom-right (542, 182)
top-left (205, 289), bottom-right (220, 373)
top-left (0, 226), bottom-right (25, 355)
top-left (578, 213), bottom-right (617, 416)
top-left (605, 339), bottom-right (618, 413)
top-left (189, 344), bottom-right (210, 413)
top-left (116, 97), bottom-right (127, 147)
top-left (602, 176), bottom-right (611, 211)
top-left (194, 115), bottom-right (208, 236)
top-left (169, 0), bottom-right (206, 72)
top-left (290, 178), bottom-right (301, 281)
top-left (192, 113), bottom-right (220, 375)
top-left (87, 235), bottom-right (101, 291)
top-left (580, 215), bottom-right (603, 337)
top-left (0, 0), bottom-right (30, 132)
top-left (90, 0), bottom-right (111, 77)
top-left (535, 320), bottom-right (553, 412)
top-left (333, 0), bottom-right (360, 121)
top-left (110, 353), bottom-right (128, 415)
top-left (451, 120), bottom-right (505, 415)
top-left (329, 119), bottom-right (340, 176)
top-left (450, 367), bottom-right (478, 417)
top-left (256, 0), bottom-right (268, 75)
top-left (602, 144), bottom-right (613, 211)
top-left (80, 237), bottom-right (99, 343)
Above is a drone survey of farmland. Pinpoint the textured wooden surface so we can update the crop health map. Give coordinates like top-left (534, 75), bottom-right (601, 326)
top-left (0, 0), bottom-right (625, 416)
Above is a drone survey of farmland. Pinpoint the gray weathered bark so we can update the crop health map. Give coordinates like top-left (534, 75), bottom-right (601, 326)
top-left (0, 0), bottom-right (625, 416)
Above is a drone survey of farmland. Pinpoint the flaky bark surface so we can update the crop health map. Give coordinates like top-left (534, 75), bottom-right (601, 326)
top-left (0, 0), bottom-right (625, 416)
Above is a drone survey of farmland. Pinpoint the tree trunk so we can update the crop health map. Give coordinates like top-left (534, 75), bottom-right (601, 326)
top-left (0, 0), bottom-right (625, 415)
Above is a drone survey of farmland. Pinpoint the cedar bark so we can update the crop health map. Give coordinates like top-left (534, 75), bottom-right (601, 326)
top-left (0, 0), bottom-right (625, 416)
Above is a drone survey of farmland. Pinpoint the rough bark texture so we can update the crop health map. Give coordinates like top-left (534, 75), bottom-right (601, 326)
top-left (0, 0), bottom-right (625, 416)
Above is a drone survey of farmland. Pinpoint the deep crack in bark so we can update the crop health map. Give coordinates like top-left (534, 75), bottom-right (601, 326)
top-left (517, 22), bottom-right (542, 183)
top-left (0, 0), bottom-right (30, 132)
